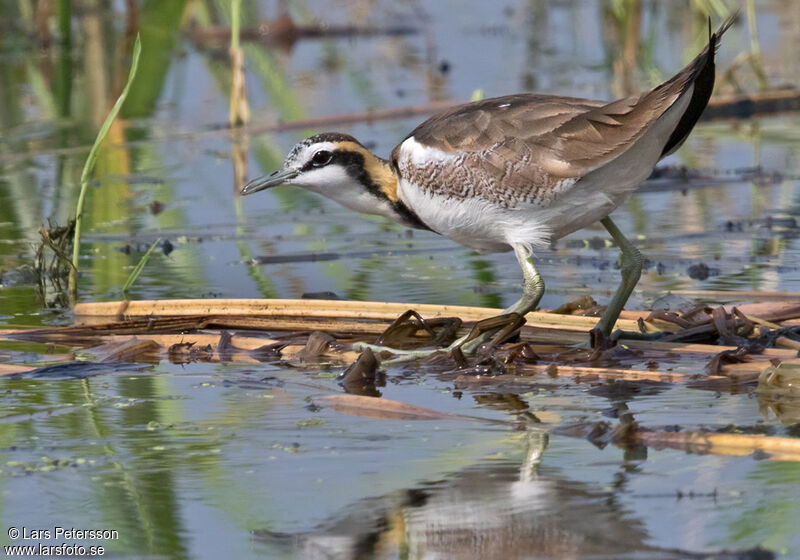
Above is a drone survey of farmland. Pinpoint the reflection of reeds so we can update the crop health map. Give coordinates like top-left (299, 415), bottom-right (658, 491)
top-left (229, 0), bottom-right (250, 193)
top-left (229, 0), bottom-right (250, 128)
top-left (691, 0), bottom-right (733, 19)
top-left (55, 0), bottom-right (72, 118)
top-left (745, 0), bottom-right (767, 90)
top-left (122, 237), bottom-right (161, 298)
top-left (68, 35), bottom-right (142, 303)
top-left (224, 0), bottom-right (276, 296)
top-left (57, 0), bottom-right (71, 43)
top-left (605, 0), bottom-right (643, 98)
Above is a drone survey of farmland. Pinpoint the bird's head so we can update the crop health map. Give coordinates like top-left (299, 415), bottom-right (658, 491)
top-left (240, 132), bottom-right (400, 219)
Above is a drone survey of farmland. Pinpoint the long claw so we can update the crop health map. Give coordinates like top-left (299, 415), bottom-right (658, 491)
top-left (454, 313), bottom-right (526, 356)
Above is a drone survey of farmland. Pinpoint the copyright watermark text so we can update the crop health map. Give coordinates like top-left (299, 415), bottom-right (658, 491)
top-left (5, 526), bottom-right (117, 556)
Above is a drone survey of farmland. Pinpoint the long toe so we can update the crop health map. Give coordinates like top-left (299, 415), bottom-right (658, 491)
top-left (453, 313), bottom-right (526, 356)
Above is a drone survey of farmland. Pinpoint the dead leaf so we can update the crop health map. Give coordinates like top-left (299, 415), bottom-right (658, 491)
top-left (313, 394), bottom-right (451, 421)
top-left (338, 348), bottom-right (378, 383)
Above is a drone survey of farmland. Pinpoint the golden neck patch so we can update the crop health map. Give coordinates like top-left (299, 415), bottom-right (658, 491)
top-left (336, 141), bottom-right (399, 202)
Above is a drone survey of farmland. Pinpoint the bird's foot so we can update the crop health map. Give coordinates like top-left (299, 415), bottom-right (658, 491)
top-left (373, 309), bottom-right (462, 350)
top-left (450, 313), bottom-right (526, 360)
top-left (587, 327), bottom-right (668, 359)
top-left (351, 309), bottom-right (459, 366)
top-left (353, 312), bottom-right (526, 366)
top-left (588, 327), bottom-right (615, 351)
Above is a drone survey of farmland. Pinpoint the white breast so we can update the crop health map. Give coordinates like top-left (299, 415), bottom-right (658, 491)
top-left (398, 178), bottom-right (552, 253)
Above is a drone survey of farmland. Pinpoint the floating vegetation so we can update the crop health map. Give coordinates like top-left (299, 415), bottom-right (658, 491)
top-left (33, 218), bottom-right (75, 308)
top-left (3, 294), bottom-right (800, 463)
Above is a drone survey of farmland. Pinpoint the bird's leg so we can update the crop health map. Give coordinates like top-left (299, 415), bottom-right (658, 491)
top-left (453, 243), bottom-right (544, 355)
top-left (505, 244), bottom-right (546, 315)
top-left (589, 216), bottom-right (643, 349)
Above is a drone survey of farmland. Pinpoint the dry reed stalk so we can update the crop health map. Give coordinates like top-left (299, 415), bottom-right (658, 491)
top-left (279, 345), bottom-right (361, 363)
top-left (73, 297), bottom-right (800, 335)
top-left (497, 364), bottom-right (694, 383)
top-left (451, 365), bottom-right (756, 391)
top-left (775, 337), bottom-right (800, 351)
top-left (70, 313), bottom-right (394, 336)
top-left (727, 301), bottom-right (800, 322)
top-left (98, 334), bottom-right (359, 362)
top-left (313, 394), bottom-right (453, 421)
top-left (106, 332), bottom-right (277, 350)
top-left (632, 430), bottom-right (800, 461)
top-left (741, 314), bottom-right (783, 330)
top-left (667, 289), bottom-right (800, 302)
top-left (711, 362), bottom-right (765, 384)
top-left (0, 364), bottom-right (35, 376)
top-left (0, 329), bottom-right (37, 337)
top-left (73, 298), bottom-right (649, 332)
top-left (74, 298), bottom-right (496, 320)
top-left (518, 327), bottom-right (587, 345)
top-left (88, 339), bottom-right (244, 364)
top-left (6, 317), bottom-right (218, 339)
top-left (623, 339), bottom-right (797, 358)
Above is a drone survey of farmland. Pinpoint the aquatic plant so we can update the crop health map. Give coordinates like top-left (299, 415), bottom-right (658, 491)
top-left (69, 34), bottom-right (142, 303)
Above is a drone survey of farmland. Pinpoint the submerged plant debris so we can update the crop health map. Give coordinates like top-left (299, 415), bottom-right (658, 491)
top-left (33, 218), bottom-right (75, 308)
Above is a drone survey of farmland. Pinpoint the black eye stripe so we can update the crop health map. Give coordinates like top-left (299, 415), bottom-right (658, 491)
top-left (298, 149), bottom-right (368, 177)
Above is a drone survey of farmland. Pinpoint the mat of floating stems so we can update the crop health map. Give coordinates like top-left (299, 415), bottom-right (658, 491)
top-left (2, 296), bottom-right (800, 461)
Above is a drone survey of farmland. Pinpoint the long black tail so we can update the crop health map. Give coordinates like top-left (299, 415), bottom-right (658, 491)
top-left (660, 14), bottom-right (737, 157)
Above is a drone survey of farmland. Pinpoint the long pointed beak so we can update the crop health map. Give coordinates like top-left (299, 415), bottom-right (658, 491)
top-left (240, 169), bottom-right (299, 196)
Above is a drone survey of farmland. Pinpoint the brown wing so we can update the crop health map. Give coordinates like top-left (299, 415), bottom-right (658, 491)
top-left (404, 94), bottom-right (606, 156)
top-left (394, 16), bottom-right (735, 183)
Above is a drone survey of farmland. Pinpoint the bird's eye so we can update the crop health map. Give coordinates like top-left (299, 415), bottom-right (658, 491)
top-left (311, 150), bottom-right (333, 166)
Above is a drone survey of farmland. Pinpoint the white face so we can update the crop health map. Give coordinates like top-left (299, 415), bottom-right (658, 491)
top-left (291, 165), bottom-right (352, 192)
top-left (284, 141), bottom-right (336, 172)
top-left (280, 140), bottom-right (396, 218)
top-left (280, 141), bottom-right (351, 194)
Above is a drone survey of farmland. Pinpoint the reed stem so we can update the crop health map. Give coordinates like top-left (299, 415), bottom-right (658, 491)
top-left (69, 35), bottom-right (142, 304)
